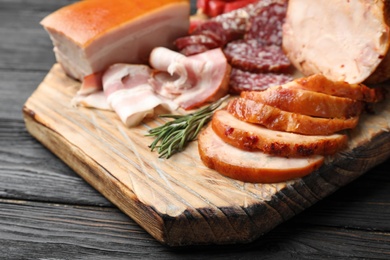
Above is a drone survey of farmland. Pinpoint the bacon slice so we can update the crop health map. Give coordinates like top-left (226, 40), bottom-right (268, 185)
top-left (100, 64), bottom-right (176, 127)
top-left (198, 125), bottom-right (324, 183)
top-left (71, 91), bottom-right (111, 110)
top-left (212, 110), bottom-right (347, 157)
top-left (241, 87), bottom-right (364, 118)
top-left (149, 47), bottom-right (231, 110)
top-left (78, 71), bottom-right (104, 96)
top-left (226, 98), bottom-right (359, 135)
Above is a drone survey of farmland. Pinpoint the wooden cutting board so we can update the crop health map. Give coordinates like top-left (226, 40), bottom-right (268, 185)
top-left (23, 64), bottom-right (390, 246)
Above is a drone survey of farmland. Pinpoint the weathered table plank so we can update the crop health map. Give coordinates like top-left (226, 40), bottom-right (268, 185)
top-left (0, 199), bottom-right (389, 259)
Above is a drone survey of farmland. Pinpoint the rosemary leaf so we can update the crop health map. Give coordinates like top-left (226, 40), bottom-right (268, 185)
top-left (147, 95), bottom-right (229, 159)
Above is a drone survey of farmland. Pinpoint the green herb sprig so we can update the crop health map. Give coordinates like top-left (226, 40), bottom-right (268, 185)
top-left (147, 95), bottom-right (229, 159)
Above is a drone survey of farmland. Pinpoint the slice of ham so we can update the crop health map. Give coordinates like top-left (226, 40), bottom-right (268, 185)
top-left (226, 98), bottom-right (359, 135)
top-left (149, 47), bottom-right (231, 110)
top-left (241, 87), bottom-right (364, 118)
top-left (282, 0), bottom-right (390, 84)
top-left (102, 64), bottom-right (177, 127)
top-left (41, 0), bottom-right (190, 81)
top-left (290, 74), bottom-right (385, 103)
top-left (212, 110), bottom-right (347, 157)
top-left (198, 125), bottom-right (324, 183)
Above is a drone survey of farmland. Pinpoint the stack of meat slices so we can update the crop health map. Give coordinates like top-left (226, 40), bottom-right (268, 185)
top-left (198, 74), bottom-right (385, 183)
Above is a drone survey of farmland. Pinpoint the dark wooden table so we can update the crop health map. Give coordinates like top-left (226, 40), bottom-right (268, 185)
top-left (1, 0), bottom-right (390, 259)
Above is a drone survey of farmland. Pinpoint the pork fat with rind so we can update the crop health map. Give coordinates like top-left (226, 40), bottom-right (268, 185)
top-left (41, 0), bottom-right (190, 81)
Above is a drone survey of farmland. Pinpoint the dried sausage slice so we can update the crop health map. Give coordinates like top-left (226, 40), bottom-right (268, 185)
top-left (198, 124), bottom-right (324, 183)
top-left (174, 0), bottom-right (287, 55)
top-left (174, 34), bottom-right (220, 51)
top-left (223, 39), bottom-right (291, 72)
top-left (228, 68), bottom-right (293, 94)
top-left (245, 1), bottom-right (287, 46)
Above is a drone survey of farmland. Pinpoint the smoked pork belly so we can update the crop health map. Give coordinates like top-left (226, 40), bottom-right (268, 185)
top-left (212, 110), bottom-right (348, 157)
top-left (291, 74), bottom-right (385, 103)
top-left (226, 97), bottom-right (359, 135)
top-left (73, 64), bottom-right (177, 127)
top-left (283, 0), bottom-right (390, 84)
top-left (241, 87), bottom-right (364, 118)
top-left (41, 0), bottom-right (190, 81)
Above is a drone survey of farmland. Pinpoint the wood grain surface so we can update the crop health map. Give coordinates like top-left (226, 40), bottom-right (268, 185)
top-left (1, 0), bottom-right (390, 258)
top-left (23, 64), bottom-right (390, 246)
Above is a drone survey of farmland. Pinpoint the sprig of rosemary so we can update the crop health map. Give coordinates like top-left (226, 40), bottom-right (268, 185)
top-left (147, 95), bottom-right (229, 159)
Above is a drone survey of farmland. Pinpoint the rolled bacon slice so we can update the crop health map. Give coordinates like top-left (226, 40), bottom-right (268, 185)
top-left (198, 125), bottom-right (324, 183)
top-left (149, 47), bottom-right (231, 110)
top-left (226, 98), bottom-right (359, 135)
top-left (212, 110), bottom-right (348, 157)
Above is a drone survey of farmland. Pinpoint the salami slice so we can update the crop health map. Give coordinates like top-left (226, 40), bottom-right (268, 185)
top-left (245, 2), bottom-right (287, 46)
top-left (224, 39), bottom-right (291, 72)
top-left (228, 68), bottom-right (293, 94)
top-left (174, 0), bottom-right (287, 54)
top-left (179, 44), bottom-right (210, 56)
top-left (174, 34), bottom-right (220, 51)
top-left (192, 20), bottom-right (231, 46)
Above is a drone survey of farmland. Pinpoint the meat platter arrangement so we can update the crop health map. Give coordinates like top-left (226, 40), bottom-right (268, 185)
top-left (23, 0), bottom-right (390, 246)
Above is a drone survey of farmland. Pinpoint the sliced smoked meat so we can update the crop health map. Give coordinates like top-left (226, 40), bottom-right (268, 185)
top-left (226, 98), bottom-right (359, 135)
top-left (211, 110), bottom-right (348, 157)
top-left (198, 125), bottom-right (324, 183)
top-left (241, 86), bottom-right (364, 118)
top-left (291, 74), bottom-right (385, 103)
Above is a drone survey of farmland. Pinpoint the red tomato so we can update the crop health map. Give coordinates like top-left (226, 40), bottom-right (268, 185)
top-left (196, 0), bottom-right (209, 13)
top-left (196, 0), bottom-right (258, 17)
top-left (224, 0), bottom-right (258, 13)
top-left (207, 0), bottom-right (226, 17)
